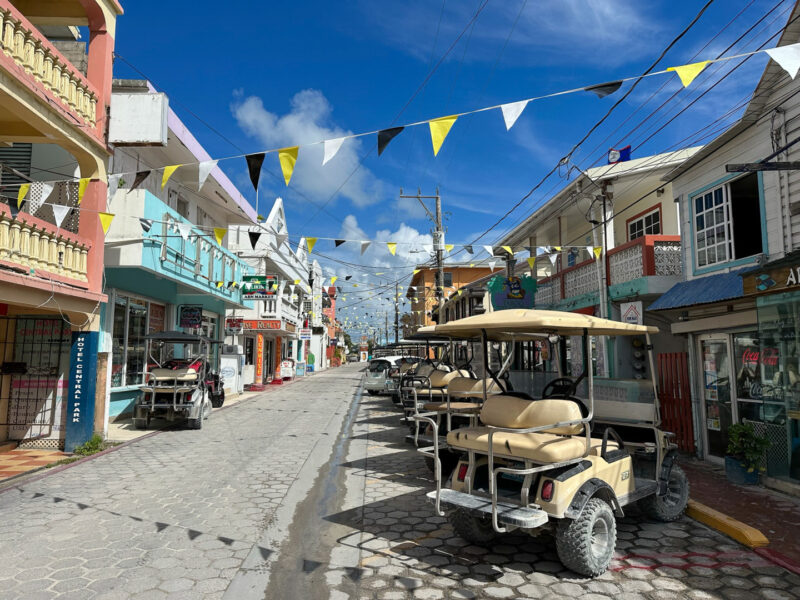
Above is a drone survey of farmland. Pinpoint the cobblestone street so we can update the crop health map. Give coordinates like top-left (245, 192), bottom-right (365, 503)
top-left (0, 366), bottom-right (799, 599)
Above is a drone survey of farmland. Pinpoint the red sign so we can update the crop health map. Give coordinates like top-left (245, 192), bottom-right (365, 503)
top-left (225, 317), bottom-right (243, 334)
top-left (243, 320), bottom-right (282, 330)
top-left (255, 334), bottom-right (264, 381)
top-left (742, 348), bottom-right (778, 367)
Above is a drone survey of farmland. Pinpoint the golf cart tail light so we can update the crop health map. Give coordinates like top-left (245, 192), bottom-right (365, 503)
top-left (457, 464), bottom-right (468, 481)
top-left (541, 480), bottom-right (554, 502)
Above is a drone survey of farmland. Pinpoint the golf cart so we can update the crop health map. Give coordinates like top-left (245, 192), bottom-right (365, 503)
top-left (133, 331), bottom-right (224, 430)
top-left (413, 309), bottom-right (689, 577)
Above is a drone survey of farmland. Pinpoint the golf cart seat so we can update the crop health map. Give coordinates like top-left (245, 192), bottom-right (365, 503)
top-left (446, 396), bottom-right (618, 463)
top-left (421, 377), bottom-right (502, 413)
top-left (149, 367), bottom-right (199, 382)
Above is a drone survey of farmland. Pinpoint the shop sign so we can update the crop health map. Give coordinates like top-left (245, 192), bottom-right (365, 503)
top-left (299, 328), bottom-right (312, 340)
top-left (621, 301), bottom-right (643, 325)
top-left (255, 334), bottom-right (264, 381)
top-left (225, 317), bottom-right (243, 335)
top-left (64, 331), bottom-right (98, 452)
top-left (242, 275), bottom-right (278, 300)
top-left (743, 263), bottom-right (800, 296)
top-left (487, 275), bottom-right (536, 311)
top-left (179, 305), bottom-right (203, 329)
top-left (243, 319), bottom-right (282, 330)
top-left (281, 359), bottom-right (294, 379)
top-left (741, 347), bottom-right (778, 367)
top-left (285, 322), bottom-right (296, 333)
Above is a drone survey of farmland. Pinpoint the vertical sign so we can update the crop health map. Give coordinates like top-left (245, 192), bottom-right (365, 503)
top-left (255, 334), bottom-right (264, 382)
top-left (64, 331), bottom-right (98, 452)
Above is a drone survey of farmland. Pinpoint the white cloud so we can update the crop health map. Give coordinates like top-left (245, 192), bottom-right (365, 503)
top-left (232, 90), bottom-right (387, 207)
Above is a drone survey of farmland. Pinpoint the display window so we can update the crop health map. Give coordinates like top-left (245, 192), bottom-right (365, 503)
top-left (110, 292), bottom-right (166, 388)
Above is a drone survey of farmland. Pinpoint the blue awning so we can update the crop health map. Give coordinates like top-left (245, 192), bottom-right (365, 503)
top-left (648, 267), bottom-right (756, 311)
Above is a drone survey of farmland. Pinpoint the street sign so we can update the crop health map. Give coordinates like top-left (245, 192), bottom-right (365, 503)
top-left (621, 301), bottom-right (643, 325)
top-left (299, 328), bottom-right (312, 340)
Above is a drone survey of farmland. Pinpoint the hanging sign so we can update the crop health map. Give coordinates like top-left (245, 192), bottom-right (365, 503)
top-left (487, 274), bottom-right (537, 311)
top-left (243, 275), bottom-right (278, 300)
top-left (179, 305), bottom-right (203, 329)
top-left (299, 328), bottom-right (312, 340)
top-left (225, 317), bottom-right (243, 335)
top-left (620, 301), bottom-right (643, 325)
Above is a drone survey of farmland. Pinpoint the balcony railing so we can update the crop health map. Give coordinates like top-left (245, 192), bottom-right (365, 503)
top-left (0, 203), bottom-right (90, 285)
top-left (535, 235), bottom-right (682, 306)
top-left (0, 2), bottom-right (100, 132)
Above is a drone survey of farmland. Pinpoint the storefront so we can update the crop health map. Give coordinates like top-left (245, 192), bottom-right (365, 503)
top-left (240, 319), bottom-right (297, 387)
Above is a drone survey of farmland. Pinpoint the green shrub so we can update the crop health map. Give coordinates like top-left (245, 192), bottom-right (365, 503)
top-left (726, 423), bottom-right (769, 473)
top-left (72, 434), bottom-right (106, 456)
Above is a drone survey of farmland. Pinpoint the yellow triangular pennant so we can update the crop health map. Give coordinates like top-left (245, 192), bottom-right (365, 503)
top-left (553, 246), bottom-right (562, 251)
top-left (593, 246), bottom-right (603, 259)
top-left (216, 281), bottom-right (224, 289)
top-left (469, 263), bottom-right (475, 267)
top-left (387, 242), bottom-right (397, 256)
top-left (278, 146), bottom-right (299, 186)
top-left (331, 276), bottom-right (338, 285)
top-left (78, 178), bottom-right (90, 204)
top-left (306, 237), bottom-right (317, 253)
top-left (429, 115), bottom-right (457, 156)
top-left (445, 244), bottom-right (455, 253)
top-left (214, 227), bottom-right (227, 246)
top-left (294, 279), bottom-right (300, 285)
top-left (413, 269), bottom-right (420, 275)
top-left (98, 212), bottom-right (114, 235)
top-left (162, 165), bottom-right (181, 189)
top-left (527, 257), bottom-right (536, 269)
top-left (501, 245), bottom-right (513, 255)
top-left (17, 183), bottom-right (30, 208)
top-left (668, 61), bottom-right (710, 88)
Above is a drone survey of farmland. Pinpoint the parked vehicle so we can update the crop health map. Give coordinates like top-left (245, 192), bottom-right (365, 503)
top-left (364, 356), bottom-right (405, 395)
top-left (413, 309), bottom-right (689, 577)
top-left (133, 331), bottom-right (223, 430)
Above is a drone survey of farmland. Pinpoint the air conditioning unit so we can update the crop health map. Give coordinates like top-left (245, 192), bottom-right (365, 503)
top-left (222, 344), bottom-right (242, 354)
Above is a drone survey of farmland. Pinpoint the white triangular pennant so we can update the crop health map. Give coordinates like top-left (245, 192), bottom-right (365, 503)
top-left (52, 204), bottom-right (70, 228)
top-left (483, 245), bottom-right (494, 257)
top-left (500, 100), bottom-right (529, 130)
top-left (107, 174), bottom-right (121, 203)
top-left (177, 221), bottom-right (192, 241)
top-left (323, 137), bottom-right (346, 165)
top-left (548, 253), bottom-right (559, 266)
top-left (198, 160), bottom-right (218, 190)
top-left (488, 260), bottom-right (496, 271)
top-left (586, 245), bottom-right (594, 257)
top-left (767, 43), bottom-right (800, 80)
top-left (361, 241), bottom-right (371, 255)
top-left (276, 232), bottom-right (289, 247)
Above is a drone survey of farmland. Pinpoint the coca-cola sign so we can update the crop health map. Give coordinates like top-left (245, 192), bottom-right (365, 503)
top-left (741, 347), bottom-right (778, 367)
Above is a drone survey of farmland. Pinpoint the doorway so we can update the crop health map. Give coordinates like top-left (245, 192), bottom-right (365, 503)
top-left (698, 334), bottom-right (735, 459)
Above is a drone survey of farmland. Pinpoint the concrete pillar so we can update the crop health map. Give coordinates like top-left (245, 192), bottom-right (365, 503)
top-left (78, 179), bottom-right (107, 295)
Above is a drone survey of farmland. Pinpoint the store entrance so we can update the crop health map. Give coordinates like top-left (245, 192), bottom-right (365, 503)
top-left (699, 335), bottom-right (734, 459)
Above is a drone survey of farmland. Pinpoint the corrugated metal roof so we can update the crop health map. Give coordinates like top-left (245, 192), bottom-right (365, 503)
top-left (648, 267), bottom-right (756, 311)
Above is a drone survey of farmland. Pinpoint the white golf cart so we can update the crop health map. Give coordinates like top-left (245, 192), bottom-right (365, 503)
top-left (413, 309), bottom-right (689, 577)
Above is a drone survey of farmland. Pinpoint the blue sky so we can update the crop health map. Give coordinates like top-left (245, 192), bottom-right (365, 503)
top-left (112, 0), bottom-right (791, 332)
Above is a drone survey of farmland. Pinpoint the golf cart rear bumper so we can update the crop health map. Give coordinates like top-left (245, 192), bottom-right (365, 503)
top-left (427, 489), bottom-right (549, 529)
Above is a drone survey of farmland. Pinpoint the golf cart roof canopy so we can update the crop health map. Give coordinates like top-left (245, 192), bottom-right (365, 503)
top-left (435, 309), bottom-right (658, 338)
top-left (145, 331), bottom-right (218, 344)
top-left (405, 326), bottom-right (451, 342)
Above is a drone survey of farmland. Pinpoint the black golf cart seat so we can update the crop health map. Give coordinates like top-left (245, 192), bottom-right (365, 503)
top-left (446, 396), bottom-right (618, 463)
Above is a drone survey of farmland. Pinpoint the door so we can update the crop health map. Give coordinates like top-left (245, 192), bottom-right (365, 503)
top-left (699, 335), bottom-right (735, 458)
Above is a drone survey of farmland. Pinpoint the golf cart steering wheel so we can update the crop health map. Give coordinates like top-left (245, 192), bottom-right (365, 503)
top-left (542, 377), bottom-right (575, 398)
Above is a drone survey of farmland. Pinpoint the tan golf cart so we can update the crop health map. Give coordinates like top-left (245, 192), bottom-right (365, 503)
top-left (413, 309), bottom-right (689, 577)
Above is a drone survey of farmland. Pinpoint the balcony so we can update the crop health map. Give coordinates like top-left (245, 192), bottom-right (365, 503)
top-left (0, 1), bottom-right (100, 138)
top-left (534, 235), bottom-right (682, 309)
top-left (0, 200), bottom-right (90, 287)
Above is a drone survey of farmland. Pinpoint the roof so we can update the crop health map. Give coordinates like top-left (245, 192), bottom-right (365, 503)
top-left (435, 309), bottom-right (658, 338)
top-left (648, 268), bottom-right (755, 311)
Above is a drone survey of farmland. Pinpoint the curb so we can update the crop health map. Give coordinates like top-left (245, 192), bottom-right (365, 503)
top-left (686, 499), bottom-right (769, 548)
top-left (754, 547), bottom-right (800, 576)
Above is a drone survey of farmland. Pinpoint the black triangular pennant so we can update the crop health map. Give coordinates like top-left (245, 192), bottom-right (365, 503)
top-left (139, 218), bottom-right (153, 233)
top-left (246, 153), bottom-right (266, 191)
top-left (464, 245), bottom-right (473, 254)
top-left (345, 275), bottom-right (352, 281)
top-left (6, 200), bottom-right (19, 220)
top-left (334, 239), bottom-right (346, 247)
top-left (585, 80), bottom-right (623, 98)
top-left (128, 170), bottom-right (151, 193)
top-left (248, 230), bottom-right (262, 250)
top-left (377, 127), bottom-right (404, 156)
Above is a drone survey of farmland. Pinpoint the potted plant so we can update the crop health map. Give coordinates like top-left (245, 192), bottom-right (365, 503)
top-left (725, 423), bottom-right (769, 485)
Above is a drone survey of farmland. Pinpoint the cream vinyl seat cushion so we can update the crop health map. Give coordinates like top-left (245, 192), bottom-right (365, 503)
top-left (149, 368), bottom-right (198, 382)
top-left (446, 427), bottom-right (618, 463)
top-left (428, 370), bottom-right (461, 389)
top-left (480, 397), bottom-right (584, 435)
top-left (422, 401), bottom-right (482, 413)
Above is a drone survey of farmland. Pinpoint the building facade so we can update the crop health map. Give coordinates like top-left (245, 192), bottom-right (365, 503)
top-left (0, 0), bottom-right (122, 450)
top-left (406, 264), bottom-right (494, 330)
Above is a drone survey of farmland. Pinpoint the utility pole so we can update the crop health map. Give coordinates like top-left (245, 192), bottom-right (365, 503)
top-left (399, 187), bottom-right (445, 314)
top-left (394, 281), bottom-right (399, 344)
top-left (384, 311), bottom-right (389, 346)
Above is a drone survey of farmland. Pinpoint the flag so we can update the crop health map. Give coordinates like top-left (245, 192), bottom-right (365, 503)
top-left (488, 260), bottom-right (496, 271)
top-left (276, 232), bottom-right (288, 247)
top-left (98, 212), bottom-right (114, 235)
top-left (248, 230), bottom-right (262, 249)
top-left (306, 237), bottom-right (317, 253)
top-left (483, 245), bottom-right (493, 257)
top-left (139, 218), bottom-right (153, 233)
top-left (668, 61), bottom-right (709, 88)
top-left (428, 115), bottom-right (457, 156)
top-left (323, 137), bottom-right (345, 165)
top-left (214, 227), bottom-right (227, 246)
top-left (127, 171), bottom-right (149, 194)
top-left (198, 159), bottom-right (218, 190)
top-left (500, 100), bottom-right (528, 130)
top-left (585, 80), bottom-right (623, 98)
top-left (331, 276), bottom-right (338, 285)
top-left (246, 153), bottom-right (265, 191)
top-left (162, 165), bottom-right (180, 189)
top-left (177, 222), bottom-right (192, 241)
top-left (767, 43), bottom-right (800, 79)
top-left (445, 244), bottom-right (454, 252)
top-left (52, 204), bottom-right (70, 228)
top-left (17, 183), bottom-right (30, 208)
top-left (413, 269), bottom-right (420, 275)
top-left (360, 241), bottom-right (371, 255)
top-left (278, 146), bottom-right (299, 186)
top-left (216, 281), bottom-right (224, 289)
top-left (106, 173), bottom-right (121, 203)
top-left (593, 246), bottom-right (603, 259)
top-left (527, 257), bottom-right (536, 270)
top-left (464, 245), bottom-right (473, 254)
top-left (501, 245), bottom-right (513, 255)
top-left (377, 127), bottom-right (404, 156)
top-left (77, 177), bottom-right (91, 204)
top-left (548, 253), bottom-right (558, 266)
top-left (608, 145), bottom-right (631, 164)
top-left (345, 275), bottom-right (352, 280)
top-left (334, 239), bottom-right (346, 247)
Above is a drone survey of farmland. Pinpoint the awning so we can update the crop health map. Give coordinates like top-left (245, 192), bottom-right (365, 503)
top-left (648, 267), bottom-right (756, 311)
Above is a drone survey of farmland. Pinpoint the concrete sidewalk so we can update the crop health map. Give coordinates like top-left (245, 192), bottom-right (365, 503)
top-left (683, 458), bottom-right (800, 569)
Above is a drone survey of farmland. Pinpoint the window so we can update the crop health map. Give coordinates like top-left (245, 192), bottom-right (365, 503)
top-left (693, 173), bottom-right (762, 269)
top-left (628, 207), bottom-right (661, 241)
top-left (245, 337), bottom-right (255, 366)
top-left (111, 293), bottom-right (166, 388)
top-left (176, 196), bottom-right (189, 219)
top-left (444, 272), bottom-right (453, 288)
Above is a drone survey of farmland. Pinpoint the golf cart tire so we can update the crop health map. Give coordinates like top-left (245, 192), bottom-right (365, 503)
top-left (188, 415), bottom-right (203, 430)
top-left (367, 390), bottom-right (378, 396)
top-left (639, 464), bottom-right (689, 522)
top-left (448, 508), bottom-right (498, 544)
top-left (211, 390), bottom-right (225, 408)
top-left (133, 418), bottom-right (148, 430)
top-left (556, 497), bottom-right (616, 577)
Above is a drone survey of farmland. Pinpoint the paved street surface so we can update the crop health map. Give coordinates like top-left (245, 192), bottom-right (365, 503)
top-left (0, 364), bottom-right (798, 599)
